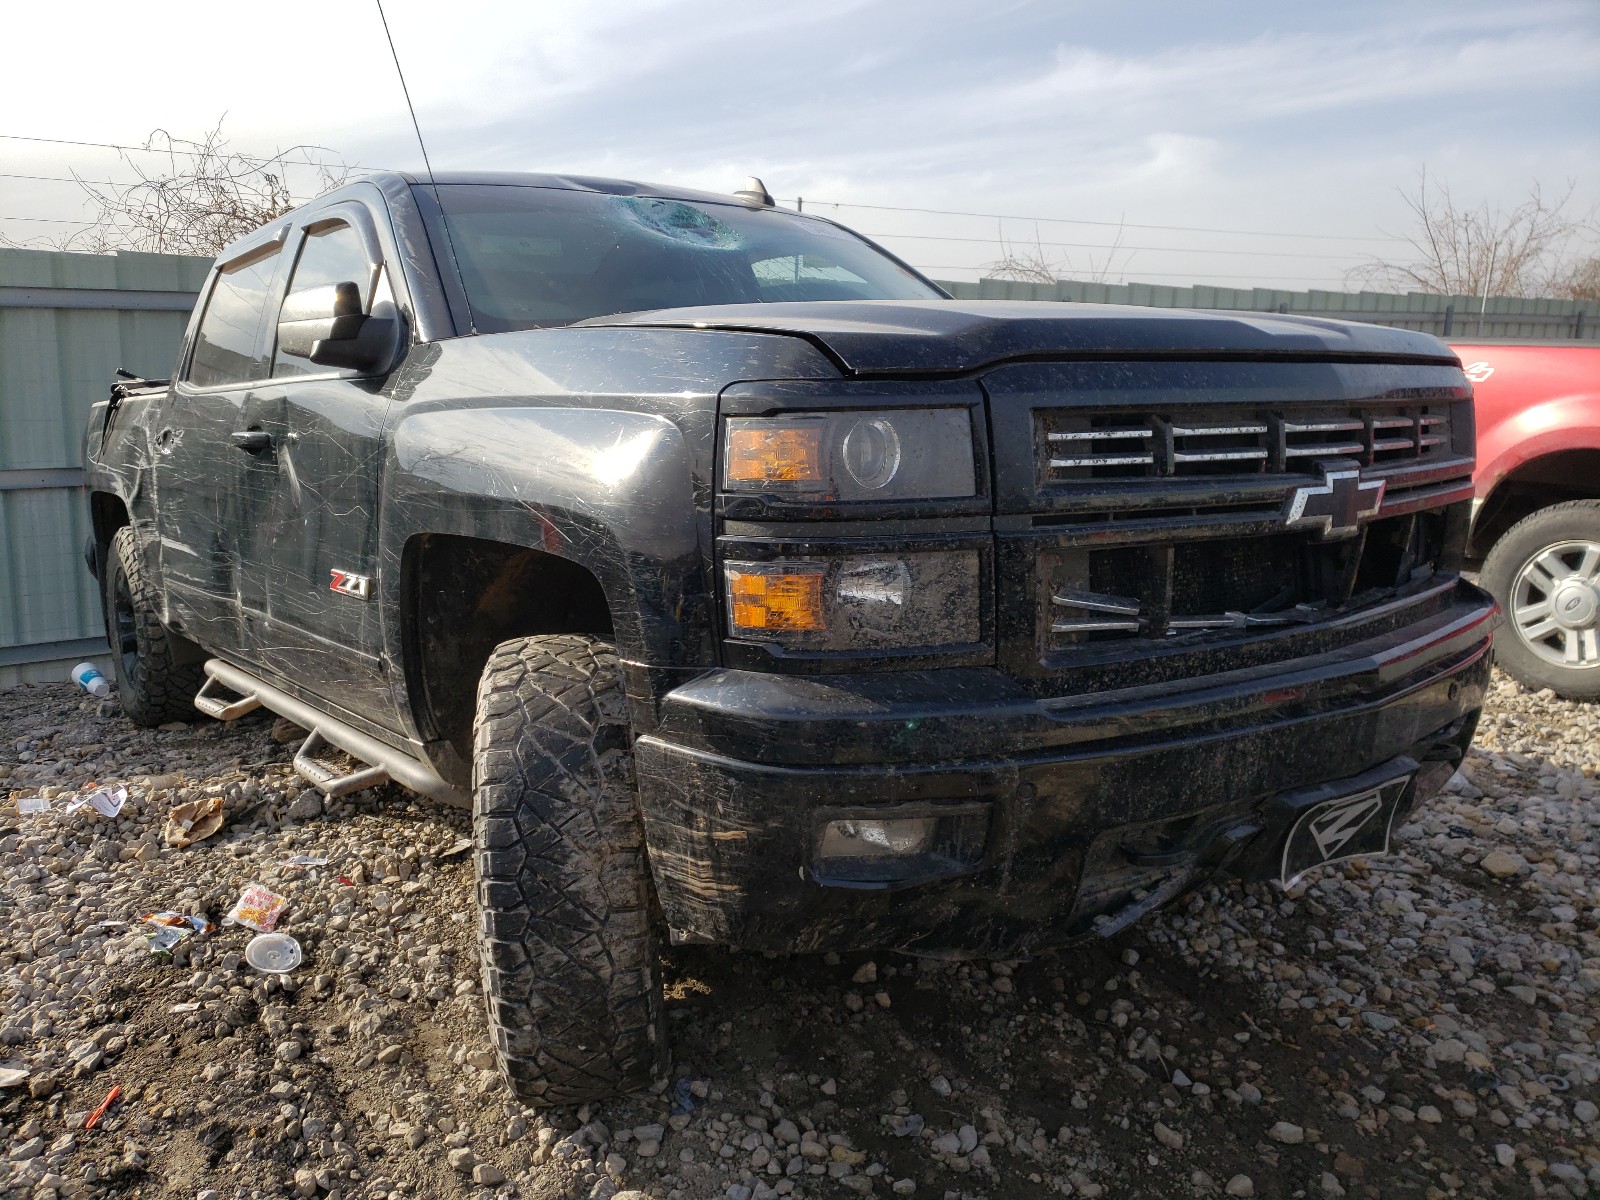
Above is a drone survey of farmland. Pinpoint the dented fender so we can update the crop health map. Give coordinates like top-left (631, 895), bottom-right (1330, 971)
top-left (384, 405), bottom-right (710, 668)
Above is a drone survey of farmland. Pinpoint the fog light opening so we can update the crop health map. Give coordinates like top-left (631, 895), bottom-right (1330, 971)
top-left (811, 803), bottom-right (991, 888)
top-left (819, 817), bottom-right (937, 861)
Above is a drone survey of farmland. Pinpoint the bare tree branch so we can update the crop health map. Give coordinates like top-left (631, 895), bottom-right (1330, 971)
top-left (1549, 255), bottom-right (1600, 303)
top-left (983, 218), bottom-right (1133, 286)
top-left (1349, 168), bottom-right (1596, 298)
top-left (11, 118), bottom-right (352, 256)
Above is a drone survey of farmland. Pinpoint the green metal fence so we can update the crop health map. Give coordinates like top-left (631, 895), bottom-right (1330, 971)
top-left (934, 277), bottom-right (1596, 341)
top-left (0, 248), bottom-right (209, 686)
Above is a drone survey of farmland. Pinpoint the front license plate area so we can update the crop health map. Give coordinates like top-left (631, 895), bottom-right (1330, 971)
top-left (1280, 773), bottom-right (1412, 887)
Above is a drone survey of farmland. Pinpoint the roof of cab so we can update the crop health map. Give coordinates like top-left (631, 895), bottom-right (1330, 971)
top-left (389, 169), bottom-right (747, 207)
top-left (209, 170), bottom-right (763, 265)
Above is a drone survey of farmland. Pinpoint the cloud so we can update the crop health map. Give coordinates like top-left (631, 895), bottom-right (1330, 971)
top-left (1, 0), bottom-right (1593, 288)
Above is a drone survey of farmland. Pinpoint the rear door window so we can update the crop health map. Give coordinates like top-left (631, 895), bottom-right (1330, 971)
top-left (187, 245), bottom-right (281, 388)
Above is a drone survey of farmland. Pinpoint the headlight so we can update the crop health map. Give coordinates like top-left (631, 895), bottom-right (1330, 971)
top-left (722, 408), bottom-right (976, 501)
top-left (724, 550), bottom-right (981, 651)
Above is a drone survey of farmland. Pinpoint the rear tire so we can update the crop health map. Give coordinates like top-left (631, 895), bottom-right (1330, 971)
top-left (102, 525), bottom-right (205, 727)
top-left (1480, 499), bottom-right (1600, 700)
top-left (473, 634), bottom-right (665, 1105)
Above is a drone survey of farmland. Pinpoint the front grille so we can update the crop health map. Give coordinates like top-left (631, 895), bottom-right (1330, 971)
top-left (1042, 512), bottom-right (1447, 648)
top-left (1041, 405), bottom-right (1450, 484)
top-left (990, 366), bottom-right (1474, 687)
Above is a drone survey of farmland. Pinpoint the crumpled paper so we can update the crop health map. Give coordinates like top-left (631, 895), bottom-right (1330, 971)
top-left (163, 796), bottom-right (225, 848)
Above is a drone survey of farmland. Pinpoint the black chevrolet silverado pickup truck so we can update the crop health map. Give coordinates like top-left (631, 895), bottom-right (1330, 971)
top-left (84, 171), bottom-right (1496, 1104)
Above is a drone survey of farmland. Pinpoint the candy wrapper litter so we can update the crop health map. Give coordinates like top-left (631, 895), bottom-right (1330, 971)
top-left (224, 883), bottom-right (289, 933)
top-left (140, 911), bottom-right (212, 955)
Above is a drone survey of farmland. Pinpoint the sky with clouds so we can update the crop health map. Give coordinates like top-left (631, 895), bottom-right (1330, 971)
top-left (1, 0), bottom-right (1595, 290)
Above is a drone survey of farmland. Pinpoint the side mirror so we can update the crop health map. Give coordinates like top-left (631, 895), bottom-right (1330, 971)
top-left (276, 281), bottom-right (395, 372)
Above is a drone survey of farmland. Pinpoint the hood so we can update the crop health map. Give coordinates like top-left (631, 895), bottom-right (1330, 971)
top-left (581, 299), bottom-right (1460, 378)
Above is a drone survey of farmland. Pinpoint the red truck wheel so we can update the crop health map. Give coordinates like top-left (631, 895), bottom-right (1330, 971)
top-left (1481, 499), bottom-right (1600, 700)
top-left (472, 634), bottom-right (666, 1105)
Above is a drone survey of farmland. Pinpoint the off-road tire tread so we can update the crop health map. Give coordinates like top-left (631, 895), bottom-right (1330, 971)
top-left (1481, 499), bottom-right (1600, 699)
top-left (473, 634), bottom-right (664, 1105)
top-left (105, 525), bottom-right (205, 727)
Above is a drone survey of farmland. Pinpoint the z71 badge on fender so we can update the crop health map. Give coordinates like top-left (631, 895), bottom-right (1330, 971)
top-left (329, 570), bottom-right (371, 599)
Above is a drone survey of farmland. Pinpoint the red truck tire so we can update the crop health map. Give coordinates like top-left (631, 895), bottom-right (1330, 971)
top-left (1480, 500), bottom-right (1600, 699)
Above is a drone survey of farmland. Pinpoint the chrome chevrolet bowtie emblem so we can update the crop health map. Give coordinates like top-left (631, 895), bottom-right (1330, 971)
top-left (1283, 469), bottom-right (1385, 540)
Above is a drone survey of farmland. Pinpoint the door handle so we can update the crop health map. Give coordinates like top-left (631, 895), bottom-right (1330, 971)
top-left (231, 429), bottom-right (274, 453)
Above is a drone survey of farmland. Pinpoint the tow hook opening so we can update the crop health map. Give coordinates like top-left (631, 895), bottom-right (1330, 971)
top-left (1091, 819), bottom-right (1263, 939)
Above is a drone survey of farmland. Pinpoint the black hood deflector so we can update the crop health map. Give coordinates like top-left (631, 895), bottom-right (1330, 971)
top-left (580, 300), bottom-right (1460, 378)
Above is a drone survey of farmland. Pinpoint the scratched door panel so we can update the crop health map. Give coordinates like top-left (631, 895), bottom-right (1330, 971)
top-left (234, 374), bottom-right (395, 724)
top-left (234, 213), bottom-right (399, 726)
top-left (150, 382), bottom-right (248, 645)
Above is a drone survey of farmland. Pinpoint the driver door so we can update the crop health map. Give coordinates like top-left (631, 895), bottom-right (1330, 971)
top-left (233, 205), bottom-right (400, 726)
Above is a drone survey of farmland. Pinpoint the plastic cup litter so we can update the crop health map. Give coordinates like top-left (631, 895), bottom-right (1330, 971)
top-left (245, 932), bottom-right (302, 974)
top-left (70, 662), bottom-right (111, 698)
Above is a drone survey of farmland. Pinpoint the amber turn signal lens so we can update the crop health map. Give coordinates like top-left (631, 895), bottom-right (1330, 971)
top-left (726, 566), bottom-right (827, 633)
top-left (725, 425), bottom-right (823, 485)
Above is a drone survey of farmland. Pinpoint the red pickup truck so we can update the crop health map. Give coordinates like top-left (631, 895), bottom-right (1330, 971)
top-left (1455, 342), bottom-right (1600, 698)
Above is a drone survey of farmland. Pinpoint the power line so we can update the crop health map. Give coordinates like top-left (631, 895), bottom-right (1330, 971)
top-left (908, 266), bottom-right (1356, 284)
top-left (0, 172), bottom-right (124, 186)
top-left (862, 231), bottom-right (1371, 261)
top-left (0, 172), bottom-right (329, 210)
top-left (792, 198), bottom-right (1410, 244)
top-left (1, 133), bottom-right (198, 155)
top-left (0, 132), bottom-right (353, 170)
top-left (6, 133), bottom-right (1405, 247)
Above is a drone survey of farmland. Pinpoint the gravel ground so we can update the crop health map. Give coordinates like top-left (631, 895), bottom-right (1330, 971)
top-left (1, 671), bottom-right (1597, 1200)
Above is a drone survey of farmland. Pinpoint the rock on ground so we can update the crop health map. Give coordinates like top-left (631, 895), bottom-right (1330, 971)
top-left (1, 669), bottom-right (1596, 1198)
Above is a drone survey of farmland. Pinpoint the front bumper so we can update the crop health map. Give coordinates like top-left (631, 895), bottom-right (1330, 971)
top-left (634, 580), bottom-right (1495, 957)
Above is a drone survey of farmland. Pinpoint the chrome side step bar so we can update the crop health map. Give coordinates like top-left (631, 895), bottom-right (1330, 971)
top-left (195, 658), bottom-right (469, 808)
top-left (194, 674), bottom-right (263, 721)
top-left (293, 730), bottom-right (392, 797)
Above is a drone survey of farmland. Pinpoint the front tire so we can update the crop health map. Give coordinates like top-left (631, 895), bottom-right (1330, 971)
top-left (102, 525), bottom-right (205, 727)
top-left (473, 634), bottom-right (665, 1105)
top-left (1480, 499), bottom-right (1600, 700)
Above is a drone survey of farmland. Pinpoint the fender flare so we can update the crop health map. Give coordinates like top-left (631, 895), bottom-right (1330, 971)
top-left (384, 405), bottom-right (713, 667)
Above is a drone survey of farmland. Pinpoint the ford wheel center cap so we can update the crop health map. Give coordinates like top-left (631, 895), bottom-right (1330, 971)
top-left (1553, 579), bottom-right (1599, 630)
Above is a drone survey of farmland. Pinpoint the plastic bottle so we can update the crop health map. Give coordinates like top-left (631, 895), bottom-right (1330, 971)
top-left (70, 662), bottom-right (111, 698)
